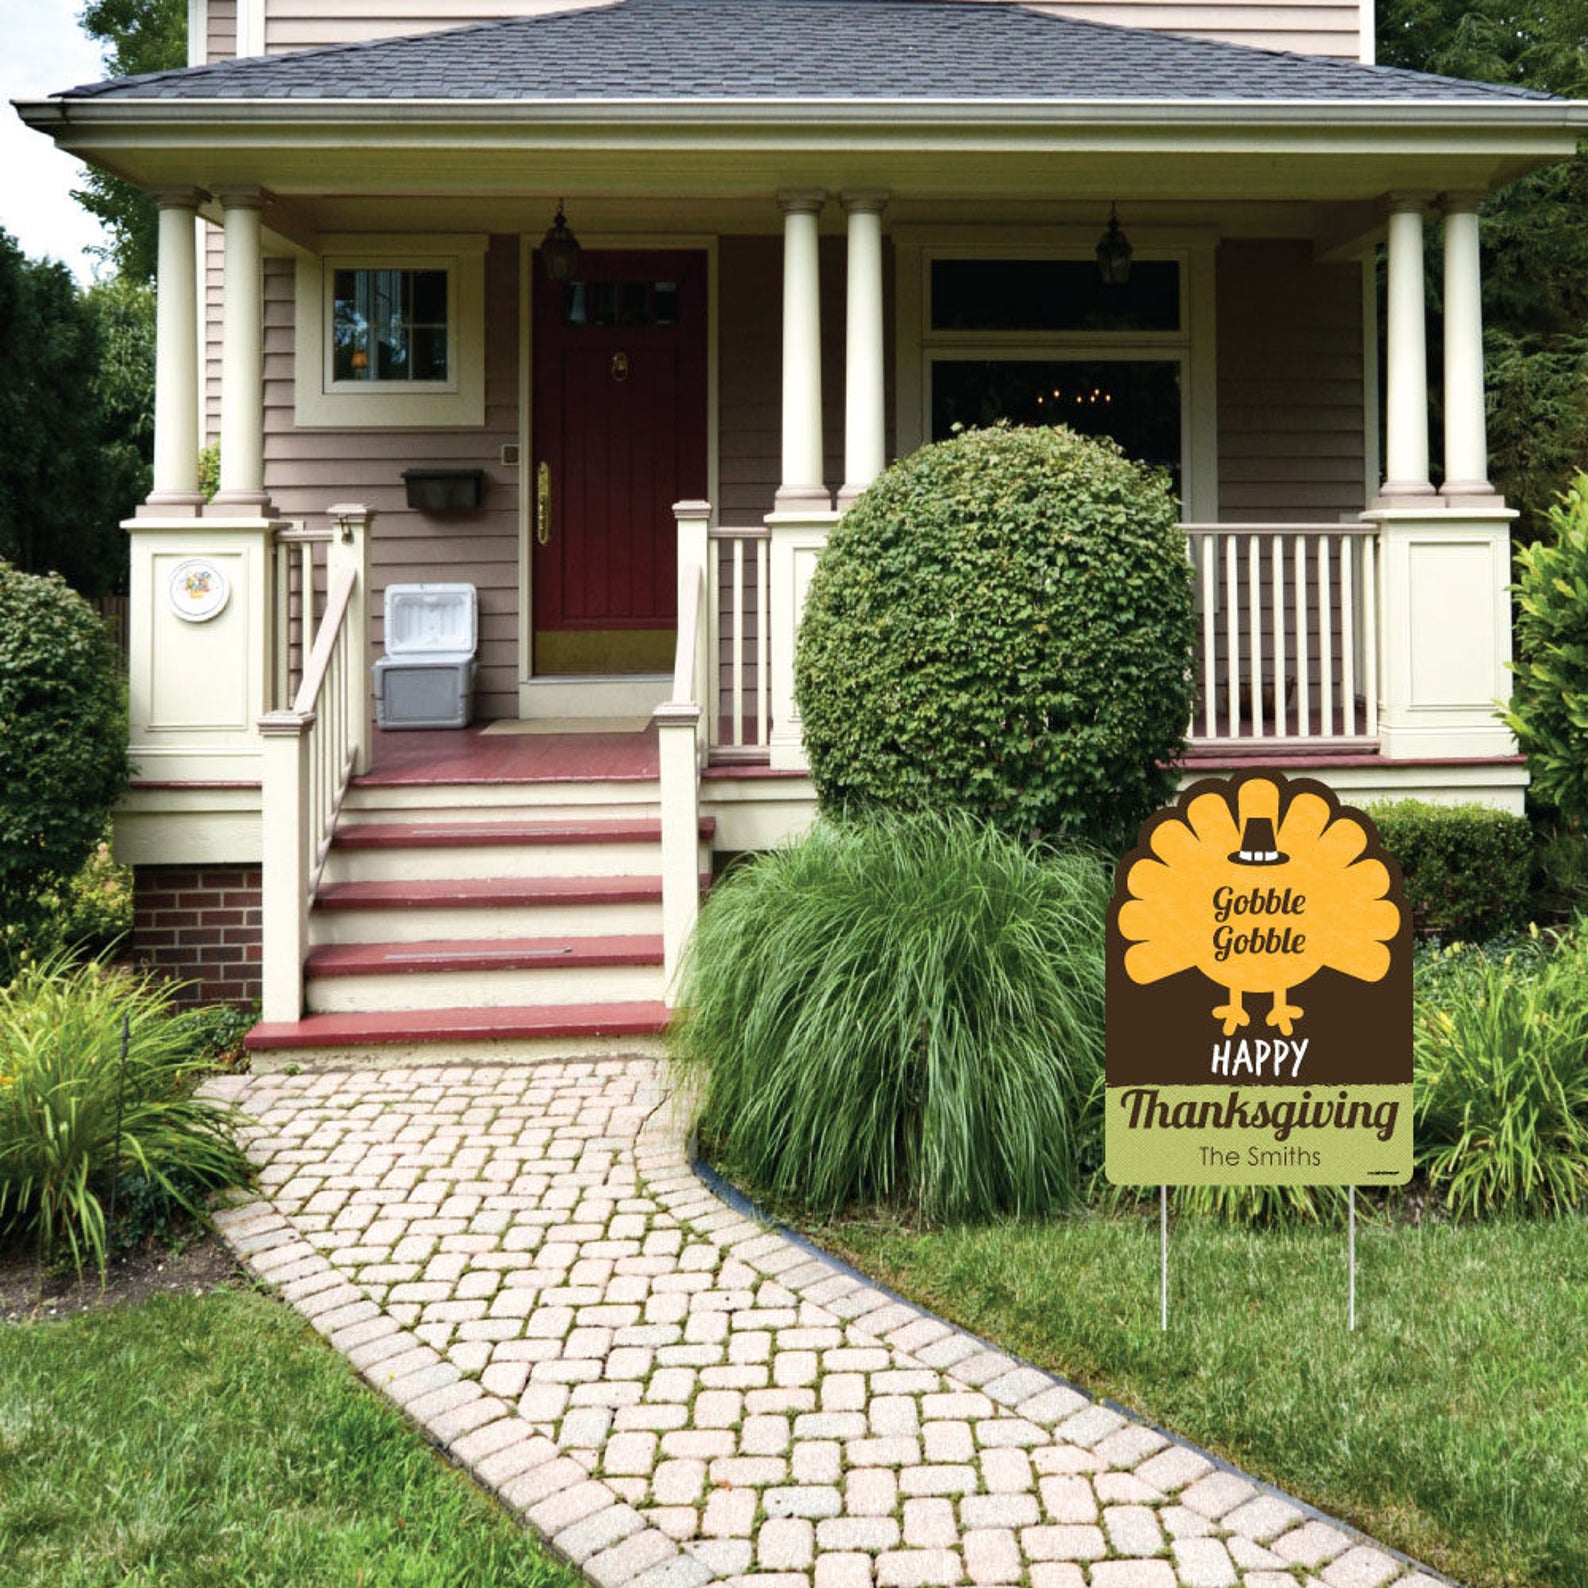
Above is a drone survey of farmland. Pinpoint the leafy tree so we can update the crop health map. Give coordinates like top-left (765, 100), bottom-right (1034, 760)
top-left (74, 0), bottom-right (187, 281)
top-left (0, 561), bottom-right (130, 981)
top-left (1379, 0), bottom-right (1588, 541)
top-left (0, 232), bottom-right (152, 596)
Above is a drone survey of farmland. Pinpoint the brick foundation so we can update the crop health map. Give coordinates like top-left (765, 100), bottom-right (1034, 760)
top-left (132, 864), bottom-right (263, 1006)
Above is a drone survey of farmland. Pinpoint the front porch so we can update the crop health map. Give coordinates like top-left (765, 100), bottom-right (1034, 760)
top-left (30, 3), bottom-right (1575, 1031)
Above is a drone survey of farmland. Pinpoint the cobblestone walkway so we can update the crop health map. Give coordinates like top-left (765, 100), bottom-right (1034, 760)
top-left (208, 1058), bottom-right (1450, 1588)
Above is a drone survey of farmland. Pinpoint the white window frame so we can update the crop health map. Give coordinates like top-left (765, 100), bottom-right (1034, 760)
top-left (894, 227), bottom-right (1219, 521)
top-left (294, 234), bottom-right (487, 427)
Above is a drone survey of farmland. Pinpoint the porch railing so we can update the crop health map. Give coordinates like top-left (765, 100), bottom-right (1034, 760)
top-left (708, 524), bottom-right (771, 758)
top-left (258, 509), bottom-right (371, 1024)
top-left (1185, 523), bottom-right (1379, 746)
top-left (272, 522), bottom-right (330, 707)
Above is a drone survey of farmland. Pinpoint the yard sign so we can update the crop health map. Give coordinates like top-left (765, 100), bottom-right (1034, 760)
top-left (1106, 770), bottom-right (1413, 1188)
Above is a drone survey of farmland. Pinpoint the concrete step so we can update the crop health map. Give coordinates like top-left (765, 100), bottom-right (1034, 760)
top-left (307, 874), bottom-right (709, 945)
top-left (243, 999), bottom-right (670, 1071)
top-left (304, 933), bottom-right (666, 1013)
top-left (322, 816), bottom-right (714, 884)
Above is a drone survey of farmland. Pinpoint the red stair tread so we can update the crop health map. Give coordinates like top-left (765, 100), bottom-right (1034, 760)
top-left (245, 1001), bottom-right (671, 1051)
top-left (333, 816), bottom-right (715, 850)
top-left (306, 933), bottom-right (663, 977)
top-left (315, 875), bottom-right (672, 910)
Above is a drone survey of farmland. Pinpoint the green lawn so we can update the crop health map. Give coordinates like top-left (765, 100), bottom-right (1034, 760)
top-left (0, 1283), bottom-right (587, 1588)
top-left (808, 1211), bottom-right (1588, 1588)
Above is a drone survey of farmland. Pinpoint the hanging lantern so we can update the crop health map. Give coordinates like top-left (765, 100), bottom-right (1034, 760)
top-left (1096, 203), bottom-right (1133, 287)
top-left (540, 200), bottom-right (582, 283)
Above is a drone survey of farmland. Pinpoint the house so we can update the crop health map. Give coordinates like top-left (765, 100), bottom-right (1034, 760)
top-left (16, 0), bottom-right (1586, 1059)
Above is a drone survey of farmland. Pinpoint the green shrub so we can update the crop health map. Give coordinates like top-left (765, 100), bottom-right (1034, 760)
top-left (31, 833), bottom-right (134, 962)
top-left (672, 813), bottom-right (1107, 1222)
top-left (0, 956), bottom-right (252, 1274)
top-left (1413, 932), bottom-right (1588, 1218)
top-left (1506, 472), bottom-right (1588, 825)
top-left (1366, 799), bottom-right (1533, 942)
top-left (795, 424), bottom-right (1194, 855)
top-left (0, 561), bottom-right (130, 979)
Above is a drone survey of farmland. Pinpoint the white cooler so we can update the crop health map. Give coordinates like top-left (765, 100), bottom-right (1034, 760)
top-left (372, 582), bottom-right (478, 729)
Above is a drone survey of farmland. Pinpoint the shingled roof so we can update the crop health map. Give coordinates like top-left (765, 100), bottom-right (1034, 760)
top-left (60, 0), bottom-right (1549, 106)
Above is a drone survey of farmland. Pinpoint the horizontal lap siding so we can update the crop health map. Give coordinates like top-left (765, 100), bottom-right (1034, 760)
top-left (1216, 240), bottom-right (1366, 523)
top-left (1029, 0), bottom-right (1362, 58)
top-left (261, 237), bottom-right (522, 721)
top-left (206, 0), bottom-right (238, 59)
top-left (265, 0), bottom-right (597, 50)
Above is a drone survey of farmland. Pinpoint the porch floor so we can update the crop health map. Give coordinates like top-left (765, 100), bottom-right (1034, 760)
top-left (360, 721), bottom-right (663, 785)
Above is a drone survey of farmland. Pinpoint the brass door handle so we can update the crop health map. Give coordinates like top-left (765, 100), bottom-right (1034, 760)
top-left (536, 461), bottom-right (551, 545)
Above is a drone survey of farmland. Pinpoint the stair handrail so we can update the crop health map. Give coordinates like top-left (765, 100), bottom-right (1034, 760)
top-left (258, 508), bottom-right (371, 1025)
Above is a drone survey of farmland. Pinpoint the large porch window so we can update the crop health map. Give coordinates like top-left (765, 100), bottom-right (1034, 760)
top-left (895, 232), bottom-right (1216, 519)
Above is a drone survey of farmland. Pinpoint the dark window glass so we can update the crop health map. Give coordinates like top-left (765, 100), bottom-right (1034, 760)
top-left (332, 267), bottom-right (449, 383)
top-left (931, 359), bottom-right (1182, 495)
top-left (561, 281), bottom-right (685, 328)
top-left (931, 259), bottom-right (1180, 333)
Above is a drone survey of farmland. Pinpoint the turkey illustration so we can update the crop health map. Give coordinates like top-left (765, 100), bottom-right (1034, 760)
top-left (1116, 776), bottom-right (1401, 1036)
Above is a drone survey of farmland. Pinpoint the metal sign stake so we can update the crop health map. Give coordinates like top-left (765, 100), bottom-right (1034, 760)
top-left (1348, 1184), bottom-right (1357, 1332)
top-left (1160, 1184), bottom-right (1168, 1332)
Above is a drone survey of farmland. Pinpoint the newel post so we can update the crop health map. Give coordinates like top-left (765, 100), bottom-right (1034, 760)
top-left (327, 502), bottom-right (373, 774)
top-left (655, 698), bottom-right (702, 1000)
top-left (258, 708), bottom-right (313, 1023)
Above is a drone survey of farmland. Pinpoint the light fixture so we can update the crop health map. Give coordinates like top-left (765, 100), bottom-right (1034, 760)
top-left (540, 199), bottom-right (581, 283)
top-left (1095, 203), bottom-right (1132, 287)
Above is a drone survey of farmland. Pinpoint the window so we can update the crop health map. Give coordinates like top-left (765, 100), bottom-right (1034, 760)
top-left (332, 267), bottom-right (450, 384)
top-left (897, 236), bottom-right (1216, 519)
top-left (295, 238), bottom-right (486, 427)
top-left (932, 358), bottom-right (1182, 493)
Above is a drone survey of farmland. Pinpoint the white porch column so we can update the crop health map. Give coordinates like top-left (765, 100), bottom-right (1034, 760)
top-left (146, 190), bottom-right (206, 513)
top-left (211, 189), bottom-right (271, 512)
top-left (839, 190), bottom-right (888, 508)
top-left (1441, 193), bottom-right (1495, 498)
top-left (1379, 195), bottom-right (1436, 503)
top-left (776, 190), bottom-right (830, 512)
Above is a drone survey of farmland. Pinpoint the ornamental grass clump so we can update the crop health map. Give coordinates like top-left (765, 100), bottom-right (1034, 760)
top-left (1414, 931), bottom-right (1588, 1218)
top-left (0, 956), bottom-right (253, 1274)
top-left (671, 812), bottom-right (1108, 1223)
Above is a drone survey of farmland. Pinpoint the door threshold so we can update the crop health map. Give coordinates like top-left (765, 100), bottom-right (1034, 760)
top-left (519, 675), bottom-right (671, 718)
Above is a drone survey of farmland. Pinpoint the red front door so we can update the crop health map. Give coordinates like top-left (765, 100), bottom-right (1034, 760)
top-left (532, 249), bottom-right (708, 675)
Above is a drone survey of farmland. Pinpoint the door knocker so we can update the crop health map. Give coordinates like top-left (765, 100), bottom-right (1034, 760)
top-left (610, 351), bottom-right (630, 383)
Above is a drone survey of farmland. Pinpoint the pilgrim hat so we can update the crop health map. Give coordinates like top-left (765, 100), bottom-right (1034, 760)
top-left (1228, 815), bottom-right (1289, 866)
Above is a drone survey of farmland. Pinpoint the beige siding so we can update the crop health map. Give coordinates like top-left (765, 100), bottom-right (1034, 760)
top-left (259, 0), bottom-right (1363, 61)
top-left (203, 224), bottom-right (224, 446)
top-left (264, 0), bottom-right (614, 52)
top-left (1022, 0), bottom-right (1363, 60)
top-left (206, 0), bottom-right (238, 59)
top-left (261, 238), bottom-right (522, 720)
top-left (1216, 240), bottom-right (1366, 522)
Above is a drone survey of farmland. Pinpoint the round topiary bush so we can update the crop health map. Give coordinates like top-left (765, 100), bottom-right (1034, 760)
top-left (795, 424), bottom-right (1194, 854)
top-left (0, 560), bottom-right (129, 976)
top-left (671, 810), bottom-right (1108, 1222)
